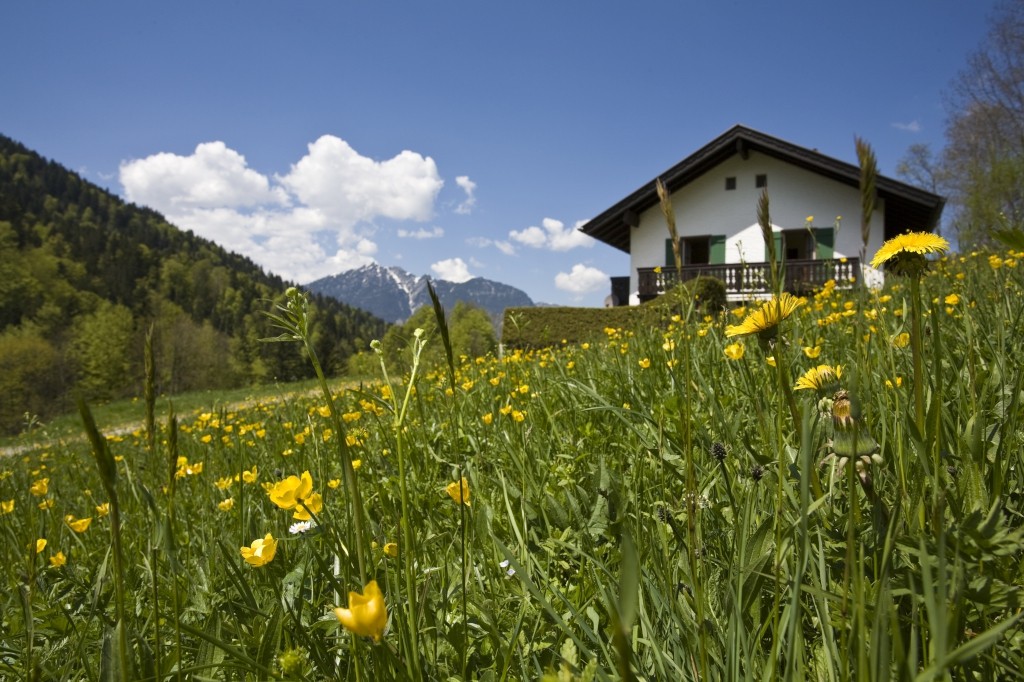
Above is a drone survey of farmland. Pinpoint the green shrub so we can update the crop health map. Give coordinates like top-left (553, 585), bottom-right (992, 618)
top-left (502, 275), bottom-right (726, 348)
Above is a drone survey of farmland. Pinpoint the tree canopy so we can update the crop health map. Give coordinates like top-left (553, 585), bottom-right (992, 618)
top-left (900, 0), bottom-right (1024, 247)
top-left (0, 134), bottom-right (391, 433)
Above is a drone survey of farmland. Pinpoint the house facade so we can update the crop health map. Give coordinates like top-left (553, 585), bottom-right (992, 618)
top-left (580, 125), bottom-right (945, 304)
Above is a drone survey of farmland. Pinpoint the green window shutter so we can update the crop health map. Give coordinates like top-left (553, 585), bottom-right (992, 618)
top-left (709, 235), bottom-right (726, 264)
top-left (665, 238), bottom-right (676, 267)
top-left (814, 227), bottom-right (834, 259)
top-left (773, 232), bottom-right (783, 262)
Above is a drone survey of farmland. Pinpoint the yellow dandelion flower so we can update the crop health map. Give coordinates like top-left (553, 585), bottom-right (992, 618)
top-left (793, 365), bottom-right (843, 392)
top-left (446, 477), bottom-right (471, 506)
top-left (333, 580), bottom-right (387, 642)
top-left (869, 232), bottom-right (949, 271)
top-left (725, 293), bottom-right (805, 339)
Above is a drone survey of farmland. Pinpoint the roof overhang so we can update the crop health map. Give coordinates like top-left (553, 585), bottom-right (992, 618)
top-left (579, 124), bottom-right (946, 254)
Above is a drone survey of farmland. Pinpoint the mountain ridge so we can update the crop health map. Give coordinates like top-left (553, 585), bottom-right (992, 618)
top-left (305, 264), bottom-right (535, 327)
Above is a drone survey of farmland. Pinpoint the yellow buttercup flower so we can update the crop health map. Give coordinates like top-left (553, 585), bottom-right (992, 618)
top-left (802, 345), bottom-right (821, 359)
top-left (240, 533), bottom-right (277, 567)
top-left (723, 342), bottom-right (745, 361)
top-left (383, 542), bottom-right (398, 558)
top-left (95, 502), bottom-right (110, 517)
top-left (218, 497), bottom-right (235, 512)
top-left (36, 538), bottom-right (47, 554)
top-left (268, 471), bottom-right (314, 510)
top-left (30, 478), bottom-right (49, 497)
top-left (944, 293), bottom-right (960, 306)
top-left (242, 466), bottom-right (259, 484)
top-left (446, 477), bottom-right (471, 506)
top-left (725, 293), bottom-right (805, 340)
top-left (870, 232), bottom-right (950, 272)
top-left (892, 332), bottom-right (910, 349)
top-left (1, 499), bottom-right (13, 514)
top-left (638, 358), bottom-right (651, 369)
top-left (65, 516), bottom-right (92, 533)
top-left (291, 492), bottom-right (323, 521)
top-left (49, 551), bottom-right (67, 568)
top-left (333, 580), bottom-right (388, 642)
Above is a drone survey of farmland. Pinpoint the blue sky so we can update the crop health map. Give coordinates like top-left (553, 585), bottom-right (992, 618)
top-left (2, 1), bottom-right (997, 306)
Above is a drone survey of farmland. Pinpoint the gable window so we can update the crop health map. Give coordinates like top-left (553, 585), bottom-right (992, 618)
top-left (724, 176), bottom-right (736, 190)
top-left (755, 174), bottom-right (767, 188)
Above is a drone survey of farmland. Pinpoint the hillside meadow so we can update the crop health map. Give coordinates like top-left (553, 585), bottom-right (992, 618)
top-left (2, 245), bottom-right (1023, 681)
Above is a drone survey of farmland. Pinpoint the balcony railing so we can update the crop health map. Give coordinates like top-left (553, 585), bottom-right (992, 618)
top-left (635, 258), bottom-right (860, 302)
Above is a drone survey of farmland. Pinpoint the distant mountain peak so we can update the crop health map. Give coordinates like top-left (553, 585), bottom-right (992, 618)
top-left (305, 265), bottom-right (534, 327)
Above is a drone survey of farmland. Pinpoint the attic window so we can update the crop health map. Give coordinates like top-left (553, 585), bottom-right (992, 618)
top-left (725, 176), bottom-right (737, 190)
top-left (756, 174), bottom-right (767, 188)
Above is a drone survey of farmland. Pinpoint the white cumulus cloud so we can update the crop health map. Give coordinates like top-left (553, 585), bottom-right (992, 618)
top-left (509, 218), bottom-right (594, 251)
top-left (892, 120), bottom-right (922, 133)
top-left (398, 226), bottom-right (445, 239)
top-left (555, 264), bottom-right (608, 296)
top-left (120, 141), bottom-right (288, 210)
top-left (431, 257), bottom-right (474, 283)
top-left (119, 136), bottom-right (446, 283)
top-left (468, 236), bottom-right (517, 255)
top-left (455, 175), bottom-right (476, 214)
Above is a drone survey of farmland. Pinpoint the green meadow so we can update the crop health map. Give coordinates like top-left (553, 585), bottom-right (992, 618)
top-left (2, 247), bottom-right (1023, 680)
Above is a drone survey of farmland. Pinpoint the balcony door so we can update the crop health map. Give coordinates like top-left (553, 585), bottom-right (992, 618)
top-left (665, 235), bottom-right (726, 266)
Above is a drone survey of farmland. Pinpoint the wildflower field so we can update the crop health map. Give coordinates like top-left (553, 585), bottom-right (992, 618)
top-left (2, 246), bottom-right (1024, 681)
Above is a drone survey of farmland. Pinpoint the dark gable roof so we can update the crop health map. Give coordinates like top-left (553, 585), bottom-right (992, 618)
top-left (580, 124), bottom-right (946, 254)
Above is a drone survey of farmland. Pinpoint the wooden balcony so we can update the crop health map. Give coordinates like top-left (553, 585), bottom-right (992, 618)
top-left (636, 257), bottom-right (860, 303)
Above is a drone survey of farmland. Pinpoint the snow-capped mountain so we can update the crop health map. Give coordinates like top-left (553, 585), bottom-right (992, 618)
top-left (305, 264), bottom-right (535, 326)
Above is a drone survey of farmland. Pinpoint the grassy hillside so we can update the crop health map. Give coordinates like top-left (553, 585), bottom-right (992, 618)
top-left (0, 134), bottom-right (390, 434)
top-left (1, 245), bottom-right (1022, 679)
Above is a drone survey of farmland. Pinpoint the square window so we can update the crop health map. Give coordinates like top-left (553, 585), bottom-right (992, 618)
top-left (756, 174), bottom-right (767, 188)
top-left (725, 176), bottom-right (736, 190)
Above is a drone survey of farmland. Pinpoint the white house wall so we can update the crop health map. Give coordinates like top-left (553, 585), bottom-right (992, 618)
top-left (628, 151), bottom-right (886, 302)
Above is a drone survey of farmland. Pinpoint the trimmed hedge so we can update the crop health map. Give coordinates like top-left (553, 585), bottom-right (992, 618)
top-left (502, 276), bottom-right (726, 349)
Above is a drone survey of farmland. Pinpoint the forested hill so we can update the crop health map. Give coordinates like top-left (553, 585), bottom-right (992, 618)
top-left (0, 133), bottom-right (390, 434)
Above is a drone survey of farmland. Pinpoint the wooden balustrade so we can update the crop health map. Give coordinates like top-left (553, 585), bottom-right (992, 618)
top-left (635, 258), bottom-right (860, 302)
